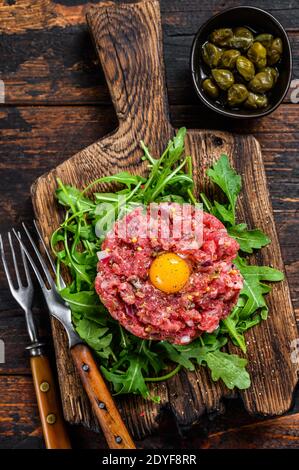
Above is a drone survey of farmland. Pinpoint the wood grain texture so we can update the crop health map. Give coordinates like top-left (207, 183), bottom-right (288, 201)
top-left (30, 355), bottom-right (71, 448)
top-left (29, 0), bottom-right (298, 439)
top-left (71, 344), bottom-right (135, 448)
top-left (0, 0), bottom-right (298, 450)
top-left (0, 1), bottom-right (298, 106)
top-left (1, 376), bottom-right (298, 449)
top-left (1, 0), bottom-right (299, 36)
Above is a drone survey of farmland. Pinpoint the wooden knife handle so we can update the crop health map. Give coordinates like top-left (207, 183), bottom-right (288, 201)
top-left (71, 343), bottom-right (135, 449)
top-left (30, 355), bottom-right (72, 449)
top-left (86, 0), bottom-right (172, 134)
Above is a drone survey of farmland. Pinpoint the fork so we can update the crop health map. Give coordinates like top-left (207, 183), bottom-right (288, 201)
top-left (13, 222), bottom-right (135, 449)
top-left (0, 232), bottom-right (71, 449)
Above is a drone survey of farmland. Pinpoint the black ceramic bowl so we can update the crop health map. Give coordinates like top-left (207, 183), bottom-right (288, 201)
top-left (190, 6), bottom-right (292, 119)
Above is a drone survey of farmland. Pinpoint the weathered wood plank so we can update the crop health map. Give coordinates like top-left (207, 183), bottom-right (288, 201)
top-left (161, 1), bottom-right (299, 34)
top-left (1, 376), bottom-right (298, 449)
top-left (0, 1), bottom-right (298, 104)
top-left (0, 375), bottom-right (40, 447)
top-left (139, 400), bottom-right (299, 448)
top-left (198, 413), bottom-right (299, 448)
top-left (0, 308), bottom-right (46, 375)
top-left (28, 0), bottom-right (298, 438)
top-left (0, 104), bottom-right (297, 209)
top-left (0, 104), bottom-right (298, 156)
top-left (1, 0), bottom-right (297, 34)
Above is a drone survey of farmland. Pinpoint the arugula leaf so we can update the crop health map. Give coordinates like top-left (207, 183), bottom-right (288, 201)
top-left (168, 127), bottom-right (186, 163)
top-left (228, 224), bottom-right (270, 253)
top-left (101, 355), bottom-right (150, 399)
top-left (214, 200), bottom-right (235, 225)
top-left (236, 256), bottom-right (284, 281)
top-left (204, 351), bottom-right (250, 390)
top-left (56, 181), bottom-right (95, 213)
top-left (207, 155), bottom-right (241, 223)
top-left (96, 172), bottom-right (146, 188)
top-left (142, 128), bottom-right (191, 203)
top-left (94, 192), bottom-right (128, 203)
top-left (139, 341), bottom-right (165, 375)
top-left (159, 341), bottom-right (199, 370)
top-left (75, 317), bottom-right (113, 359)
top-left (159, 336), bottom-right (250, 390)
top-left (221, 316), bottom-right (247, 353)
top-left (205, 159), bottom-right (270, 254)
top-left (59, 288), bottom-right (107, 317)
top-left (101, 342), bottom-right (161, 402)
top-left (237, 315), bottom-right (262, 332)
top-left (150, 157), bottom-right (190, 200)
top-left (76, 319), bottom-right (109, 348)
top-left (235, 256), bottom-right (284, 317)
top-left (159, 335), bottom-right (226, 370)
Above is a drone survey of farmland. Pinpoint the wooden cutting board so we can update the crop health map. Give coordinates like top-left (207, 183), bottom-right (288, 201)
top-left (31, 0), bottom-right (298, 439)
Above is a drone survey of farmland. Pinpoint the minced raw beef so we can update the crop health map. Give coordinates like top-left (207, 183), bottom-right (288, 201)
top-left (95, 203), bottom-right (243, 345)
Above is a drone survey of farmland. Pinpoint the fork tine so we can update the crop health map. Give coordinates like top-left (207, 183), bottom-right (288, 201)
top-left (18, 231), bottom-right (33, 289)
top-left (33, 220), bottom-right (66, 289)
top-left (0, 234), bottom-right (16, 292)
top-left (8, 231), bottom-right (22, 288)
top-left (21, 223), bottom-right (56, 289)
top-left (12, 229), bottom-right (47, 291)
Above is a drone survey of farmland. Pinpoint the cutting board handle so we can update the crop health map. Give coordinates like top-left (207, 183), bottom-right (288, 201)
top-left (86, 0), bottom-right (172, 138)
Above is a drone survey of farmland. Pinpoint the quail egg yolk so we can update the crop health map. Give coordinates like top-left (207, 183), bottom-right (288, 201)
top-left (149, 252), bottom-right (190, 294)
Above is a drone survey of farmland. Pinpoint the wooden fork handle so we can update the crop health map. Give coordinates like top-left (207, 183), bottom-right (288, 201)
top-left (71, 343), bottom-right (135, 449)
top-left (30, 354), bottom-right (72, 449)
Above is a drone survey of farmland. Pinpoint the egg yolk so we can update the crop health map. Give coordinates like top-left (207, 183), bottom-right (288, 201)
top-left (149, 252), bottom-right (190, 294)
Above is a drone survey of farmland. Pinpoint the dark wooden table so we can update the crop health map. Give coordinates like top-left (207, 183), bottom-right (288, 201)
top-left (0, 0), bottom-right (298, 449)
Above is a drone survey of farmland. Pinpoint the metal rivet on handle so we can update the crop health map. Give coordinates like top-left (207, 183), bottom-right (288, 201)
top-left (82, 363), bottom-right (89, 372)
top-left (40, 381), bottom-right (50, 392)
top-left (115, 436), bottom-right (122, 444)
top-left (46, 413), bottom-right (56, 425)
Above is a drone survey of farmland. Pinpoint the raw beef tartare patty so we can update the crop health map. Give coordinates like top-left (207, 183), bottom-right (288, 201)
top-left (95, 203), bottom-right (243, 345)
